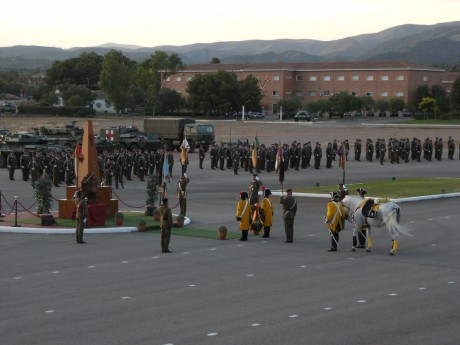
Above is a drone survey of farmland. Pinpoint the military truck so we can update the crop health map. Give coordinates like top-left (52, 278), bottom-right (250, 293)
top-left (100, 126), bottom-right (161, 151)
top-left (143, 118), bottom-right (215, 152)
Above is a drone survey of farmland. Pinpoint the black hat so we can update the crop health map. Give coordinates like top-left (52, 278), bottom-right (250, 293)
top-left (356, 188), bottom-right (367, 196)
top-left (162, 198), bottom-right (169, 204)
top-left (264, 188), bottom-right (272, 197)
top-left (239, 191), bottom-right (248, 199)
top-left (330, 192), bottom-right (340, 200)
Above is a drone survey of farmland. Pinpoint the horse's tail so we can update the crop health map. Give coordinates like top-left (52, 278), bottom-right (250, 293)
top-left (384, 207), bottom-right (413, 238)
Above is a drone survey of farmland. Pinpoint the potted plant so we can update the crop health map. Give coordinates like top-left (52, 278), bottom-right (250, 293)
top-left (175, 214), bottom-right (185, 228)
top-left (34, 176), bottom-right (53, 215)
top-left (137, 219), bottom-right (147, 232)
top-left (218, 225), bottom-right (227, 240)
top-left (145, 174), bottom-right (159, 216)
top-left (115, 212), bottom-right (124, 225)
top-left (152, 207), bottom-right (161, 222)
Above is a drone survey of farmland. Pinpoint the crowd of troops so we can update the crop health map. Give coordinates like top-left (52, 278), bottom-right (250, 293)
top-left (6, 148), bottom-right (178, 190)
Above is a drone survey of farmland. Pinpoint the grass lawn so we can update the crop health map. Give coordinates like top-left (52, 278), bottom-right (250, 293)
top-left (296, 178), bottom-right (460, 198)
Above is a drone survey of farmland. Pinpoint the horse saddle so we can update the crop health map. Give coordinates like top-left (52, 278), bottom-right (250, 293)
top-left (361, 200), bottom-right (379, 218)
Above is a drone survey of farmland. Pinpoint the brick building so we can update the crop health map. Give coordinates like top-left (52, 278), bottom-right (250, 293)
top-left (164, 61), bottom-right (445, 115)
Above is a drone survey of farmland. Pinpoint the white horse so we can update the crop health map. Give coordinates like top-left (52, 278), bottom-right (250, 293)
top-left (342, 195), bottom-right (412, 255)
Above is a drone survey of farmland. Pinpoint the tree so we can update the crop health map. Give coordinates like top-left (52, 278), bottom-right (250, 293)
top-left (375, 99), bottom-right (391, 112)
top-left (306, 99), bottom-right (331, 116)
top-left (419, 97), bottom-right (436, 113)
top-left (62, 85), bottom-right (95, 106)
top-left (157, 88), bottom-right (185, 113)
top-left (328, 92), bottom-right (363, 113)
top-left (210, 57), bottom-right (220, 64)
top-left (239, 75), bottom-right (263, 111)
top-left (390, 97), bottom-right (405, 112)
top-left (186, 70), bottom-right (240, 116)
top-left (134, 51), bottom-right (184, 115)
top-left (413, 85), bottom-right (431, 108)
top-left (100, 50), bottom-right (135, 113)
top-left (451, 77), bottom-right (460, 108)
top-left (277, 98), bottom-right (302, 117)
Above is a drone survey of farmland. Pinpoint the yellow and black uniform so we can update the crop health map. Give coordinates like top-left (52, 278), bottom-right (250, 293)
top-left (261, 188), bottom-right (274, 238)
top-left (325, 194), bottom-right (345, 251)
top-left (236, 192), bottom-right (251, 241)
top-left (160, 199), bottom-right (173, 253)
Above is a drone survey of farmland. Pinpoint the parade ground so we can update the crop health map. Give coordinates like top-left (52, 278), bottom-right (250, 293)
top-left (1, 118), bottom-right (460, 344)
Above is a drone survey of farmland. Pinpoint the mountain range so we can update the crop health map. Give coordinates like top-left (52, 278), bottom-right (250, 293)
top-left (1, 21), bottom-right (459, 71)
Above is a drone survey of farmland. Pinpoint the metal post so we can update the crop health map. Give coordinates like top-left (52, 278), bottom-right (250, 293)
top-left (13, 196), bottom-right (20, 227)
top-left (0, 190), bottom-right (4, 217)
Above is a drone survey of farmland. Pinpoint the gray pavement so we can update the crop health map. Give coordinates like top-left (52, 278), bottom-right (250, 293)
top-left (1, 122), bottom-right (460, 344)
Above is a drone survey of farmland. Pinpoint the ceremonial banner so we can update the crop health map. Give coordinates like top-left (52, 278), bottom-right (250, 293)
top-left (338, 144), bottom-right (346, 170)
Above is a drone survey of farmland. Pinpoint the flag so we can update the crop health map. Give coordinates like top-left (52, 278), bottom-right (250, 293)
top-left (162, 152), bottom-right (170, 189)
top-left (251, 136), bottom-right (259, 168)
top-left (275, 146), bottom-right (285, 184)
top-left (181, 137), bottom-right (189, 165)
top-left (338, 143), bottom-right (346, 170)
top-left (72, 144), bottom-right (84, 185)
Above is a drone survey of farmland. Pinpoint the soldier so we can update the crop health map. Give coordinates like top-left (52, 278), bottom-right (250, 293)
top-left (332, 139), bottom-right (338, 161)
top-left (219, 144), bottom-right (226, 170)
top-left (447, 136), bottom-right (455, 160)
top-left (7, 152), bottom-right (17, 180)
top-left (137, 153), bottom-right (147, 181)
top-left (379, 139), bottom-right (386, 165)
top-left (325, 142), bottom-right (333, 168)
top-left (28, 154), bottom-right (41, 187)
top-left (416, 139), bottom-right (422, 162)
top-left (236, 191), bottom-right (251, 241)
top-left (113, 158), bottom-right (124, 189)
top-left (280, 188), bottom-right (297, 243)
top-left (159, 198), bottom-right (173, 253)
top-left (210, 144), bottom-right (218, 170)
top-left (337, 183), bottom-right (348, 200)
top-left (324, 192), bottom-right (345, 252)
top-left (344, 139), bottom-right (350, 161)
top-left (305, 141), bottom-right (312, 167)
top-left (64, 155), bottom-right (74, 186)
top-left (261, 188), bottom-right (274, 238)
top-left (435, 138), bottom-right (443, 160)
top-left (354, 188), bottom-right (368, 249)
top-left (198, 144), bottom-right (205, 169)
top-left (366, 139), bottom-right (374, 162)
top-left (75, 192), bottom-right (87, 244)
top-left (104, 157), bottom-right (114, 186)
top-left (313, 142), bottom-right (322, 169)
top-left (20, 151), bottom-right (31, 181)
top-left (52, 154), bottom-right (61, 187)
top-left (354, 139), bottom-right (361, 161)
top-left (232, 146), bottom-right (240, 175)
top-left (293, 142), bottom-right (301, 170)
top-left (167, 151), bottom-right (174, 178)
top-left (249, 174), bottom-right (262, 205)
top-left (301, 143), bottom-right (308, 169)
top-left (176, 173), bottom-right (190, 216)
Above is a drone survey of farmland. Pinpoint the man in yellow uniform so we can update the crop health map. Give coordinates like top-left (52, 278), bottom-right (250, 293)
top-left (324, 192), bottom-right (345, 251)
top-left (236, 191), bottom-right (251, 241)
top-left (261, 188), bottom-right (274, 238)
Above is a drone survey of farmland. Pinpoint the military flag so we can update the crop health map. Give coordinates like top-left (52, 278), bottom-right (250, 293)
top-left (251, 136), bottom-right (259, 168)
top-left (337, 143), bottom-right (346, 170)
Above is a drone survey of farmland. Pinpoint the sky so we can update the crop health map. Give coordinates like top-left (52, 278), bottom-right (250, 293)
top-left (1, 0), bottom-right (458, 49)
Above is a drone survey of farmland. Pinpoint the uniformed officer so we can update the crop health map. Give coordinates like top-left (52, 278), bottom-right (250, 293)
top-left (176, 173), bottom-right (190, 216)
top-left (7, 152), bottom-right (17, 180)
top-left (280, 188), bottom-right (297, 243)
top-left (249, 174), bottom-right (262, 205)
top-left (324, 192), bottom-right (345, 251)
top-left (236, 191), bottom-right (251, 241)
top-left (261, 188), bottom-right (274, 238)
top-left (160, 198), bottom-right (173, 253)
top-left (75, 193), bottom-right (87, 244)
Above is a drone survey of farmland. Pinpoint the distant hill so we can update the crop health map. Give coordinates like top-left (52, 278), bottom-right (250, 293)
top-left (1, 21), bottom-right (459, 71)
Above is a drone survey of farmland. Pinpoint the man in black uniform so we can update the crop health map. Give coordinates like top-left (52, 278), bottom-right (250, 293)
top-left (354, 139), bottom-right (361, 161)
top-left (199, 145), bottom-right (205, 169)
top-left (313, 142), bottom-right (322, 169)
top-left (326, 142), bottom-right (333, 168)
top-left (7, 152), bottom-right (17, 180)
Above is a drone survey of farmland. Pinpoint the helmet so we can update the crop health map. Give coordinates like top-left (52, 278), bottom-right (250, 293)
top-left (356, 188), bottom-right (367, 196)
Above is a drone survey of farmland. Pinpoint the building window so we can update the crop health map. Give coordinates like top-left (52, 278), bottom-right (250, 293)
top-left (285, 91), bottom-right (292, 95)
top-left (423, 76), bottom-right (428, 81)
top-left (187, 76), bottom-right (192, 81)
top-left (273, 90), bottom-right (280, 96)
top-left (309, 75), bottom-right (317, 81)
top-left (323, 75), bottom-right (331, 81)
top-left (337, 75), bottom-right (345, 81)
top-left (396, 75), bottom-right (404, 81)
top-left (296, 75), bottom-right (304, 81)
top-left (295, 91), bottom-right (303, 97)
top-left (323, 90), bottom-right (331, 96)
top-left (175, 76), bottom-right (182, 82)
top-left (366, 75), bottom-right (374, 81)
top-left (380, 91), bottom-right (388, 97)
top-left (272, 75), bottom-right (280, 81)
top-left (381, 75), bottom-right (389, 81)
top-left (286, 75), bottom-right (292, 80)
top-left (395, 91), bottom-right (404, 97)
top-left (351, 75), bottom-right (359, 81)
top-left (365, 91), bottom-right (373, 97)
top-left (308, 91), bottom-right (316, 96)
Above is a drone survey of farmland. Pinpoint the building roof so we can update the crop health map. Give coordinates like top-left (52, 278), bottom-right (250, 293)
top-left (183, 61), bottom-right (444, 73)
top-left (442, 72), bottom-right (460, 83)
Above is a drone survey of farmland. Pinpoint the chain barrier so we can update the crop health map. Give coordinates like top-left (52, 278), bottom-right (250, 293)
top-left (111, 190), bottom-right (145, 209)
top-left (1, 194), bottom-right (15, 216)
top-left (17, 201), bottom-right (40, 218)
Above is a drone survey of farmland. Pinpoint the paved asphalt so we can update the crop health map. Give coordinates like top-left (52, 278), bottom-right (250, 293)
top-left (1, 121), bottom-right (460, 345)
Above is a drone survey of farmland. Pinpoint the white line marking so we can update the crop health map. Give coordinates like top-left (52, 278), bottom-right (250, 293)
top-left (308, 234), bottom-right (315, 237)
top-left (246, 274), bottom-right (254, 277)
top-left (183, 252), bottom-right (190, 255)
top-left (152, 256), bottom-right (159, 259)
top-left (389, 293), bottom-right (398, 296)
top-left (427, 218), bottom-right (433, 221)
top-left (445, 216), bottom-right (450, 219)
top-left (210, 248), bottom-right (217, 251)
top-left (13, 276), bottom-right (22, 280)
top-left (52, 271), bottom-right (60, 274)
top-left (122, 296), bottom-right (130, 299)
top-left (121, 261), bottom-right (128, 264)
top-left (300, 265), bottom-right (307, 268)
top-left (251, 323), bottom-right (261, 327)
top-left (188, 284), bottom-right (196, 287)
top-left (289, 315), bottom-right (298, 318)
top-left (323, 307), bottom-right (333, 311)
top-left (347, 258), bottom-right (355, 260)
top-left (88, 266), bottom-right (95, 269)
top-left (431, 244), bottom-right (437, 246)
top-left (207, 333), bottom-right (218, 337)
top-left (357, 300), bottom-right (366, 303)
top-left (45, 310), bottom-right (54, 313)
top-left (448, 281), bottom-right (456, 284)
top-left (262, 241), bottom-right (268, 243)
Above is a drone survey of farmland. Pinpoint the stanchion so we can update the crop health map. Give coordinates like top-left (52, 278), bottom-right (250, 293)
top-left (0, 190), bottom-right (5, 218)
top-left (12, 196), bottom-right (21, 227)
